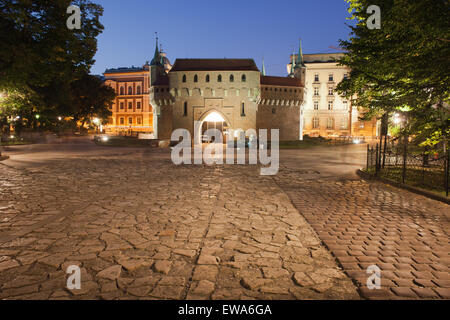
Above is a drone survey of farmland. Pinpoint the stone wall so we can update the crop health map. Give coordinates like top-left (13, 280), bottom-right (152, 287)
top-left (257, 104), bottom-right (300, 141)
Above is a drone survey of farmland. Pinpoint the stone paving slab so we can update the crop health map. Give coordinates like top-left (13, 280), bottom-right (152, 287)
top-left (275, 167), bottom-right (450, 300)
top-left (0, 154), bottom-right (358, 300)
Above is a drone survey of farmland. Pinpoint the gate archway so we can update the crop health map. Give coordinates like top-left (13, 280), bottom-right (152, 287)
top-left (196, 110), bottom-right (231, 145)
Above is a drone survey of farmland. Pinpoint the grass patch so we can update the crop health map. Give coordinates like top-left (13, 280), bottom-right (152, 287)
top-left (0, 139), bottom-right (34, 146)
top-left (94, 136), bottom-right (156, 148)
top-left (279, 136), bottom-right (354, 149)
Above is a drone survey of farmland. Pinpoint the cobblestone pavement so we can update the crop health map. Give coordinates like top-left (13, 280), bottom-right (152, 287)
top-left (0, 148), bottom-right (358, 300)
top-left (275, 167), bottom-right (450, 300)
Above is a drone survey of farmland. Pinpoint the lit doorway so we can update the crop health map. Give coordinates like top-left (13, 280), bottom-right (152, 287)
top-left (200, 112), bottom-right (229, 144)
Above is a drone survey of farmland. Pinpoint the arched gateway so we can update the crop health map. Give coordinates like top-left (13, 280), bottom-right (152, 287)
top-left (196, 110), bottom-right (231, 145)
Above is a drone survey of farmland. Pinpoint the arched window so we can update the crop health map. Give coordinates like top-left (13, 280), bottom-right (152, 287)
top-left (241, 102), bottom-right (245, 117)
top-left (183, 102), bottom-right (188, 116)
top-left (120, 87), bottom-right (124, 95)
top-left (182, 75), bottom-right (187, 83)
top-left (206, 75), bottom-right (210, 82)
top-left (230, 75), bottom-right (234, 82)
top-left (194, 74), bottom-right (198, 83)
top-left (241, 74), bottom-right (246, 82)
top-left (136, 86), bottom-right (141, 94)
top-left (217, 74), bottom-right (222, 82)
top-left (128, 87), bottom-right (133, 95)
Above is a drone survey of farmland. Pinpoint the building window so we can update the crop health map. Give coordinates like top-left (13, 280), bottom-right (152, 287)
top-left (183, 102), bottom-right (187, 117)
top-left (329, 74), bottom-right (334, 82)
top-left (241, 103), bottom-right (245, 117)
top-left (128, 102), bottom-right (133, 109)
top-left (313, 117), bottom-right (319, 129)
top-left (206, 74), bottom-right (210, 82)
top-left (230, 75), bottom-right (234, 82)
top-left (120, 102), bottom-right (124, 109)
top-left (314, 101), bottom-right (319, 110)
top-left (136, 86), bottom-right (141, 94)
top-left (128, 117), bottom-right (133, 125)
top-left (128, 87), bottom-right (133, 95)
top-left (137, 117), bottom-right (142, 125)
top-left (314, 74), bottom-right (319, 82)
top-left (182, 75), bottom-right (186, 83)
top-left (314, 87), bottom-right (319, 96)
top-left (343, 101), bottom-right (348, 110)
top-left (120, 117), bottom-right (124, 125)
top-left (328, 87), bottom-right (334, 96)
top-left (341, 117), bottom-right (348, 129)
top-left (217, 74), bottom-right (222, 82)
top-left (327, 118), bottom-right (334, 129)
top-left (137, 102), bottom-right (141, 109)
top-left (241, 74), bottom-right (246, 82)
top-left (120, 87), bottom-right (124, 95)
top-left (328, 101), bottom-right (333, 110)
top-left (194, 74), bottom-right (198, 82)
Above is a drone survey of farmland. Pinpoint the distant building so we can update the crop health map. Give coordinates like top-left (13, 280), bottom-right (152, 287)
top-left (103, 65), bottom-right (154, 135)
top-left (288, 51), bottom-right (378, 138)
top-left (103, 38), bottom-right (173, 136)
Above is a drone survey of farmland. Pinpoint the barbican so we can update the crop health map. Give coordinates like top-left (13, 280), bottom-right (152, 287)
top-left (103, 38), bottom-right (377, 143)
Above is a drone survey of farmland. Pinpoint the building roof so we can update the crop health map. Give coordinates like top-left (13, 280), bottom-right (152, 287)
top-left (170, 59), bottom-right (260, 72)
top-left (260, 75), bottom-right (302, 87)
top-left (302, 53), bottom-right (345, 63)
top-left (104, 66), bottom-right (145, 74)
top-left (150, 37), bottom-right (164, 67)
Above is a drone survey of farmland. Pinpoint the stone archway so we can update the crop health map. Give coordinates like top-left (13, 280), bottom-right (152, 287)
top-left (195, 109), bottom-right (231, 145)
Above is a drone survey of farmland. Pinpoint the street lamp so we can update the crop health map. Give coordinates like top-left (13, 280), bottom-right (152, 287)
top-left (93, 118), bottom-right (101, 134)
top-left (392, 113), bottom-right (402, 125)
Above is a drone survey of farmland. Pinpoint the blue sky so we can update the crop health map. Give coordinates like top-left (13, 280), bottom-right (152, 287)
top-left (91, 0), bottom-right (354, 76)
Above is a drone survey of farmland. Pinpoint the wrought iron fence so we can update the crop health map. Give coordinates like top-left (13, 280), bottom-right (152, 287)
top-left (366, 139), bottom-right (449, 197)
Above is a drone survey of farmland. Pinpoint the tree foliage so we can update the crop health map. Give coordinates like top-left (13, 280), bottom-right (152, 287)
top-left (337, 0), bottom-right (450, 148)
top-left (70, 74), bottom-right (114, 127)
top-left (0, 0), bottom-right (113, 131)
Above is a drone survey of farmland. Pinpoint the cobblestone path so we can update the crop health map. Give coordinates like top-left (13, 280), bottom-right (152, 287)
top-left (0, 152), bottom-right (358, 300)
top-left (274, 166), bottom-right (450, 299)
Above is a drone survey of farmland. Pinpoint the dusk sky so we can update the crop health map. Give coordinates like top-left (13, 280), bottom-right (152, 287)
top-left (91, 0), bottom-right (354, 77)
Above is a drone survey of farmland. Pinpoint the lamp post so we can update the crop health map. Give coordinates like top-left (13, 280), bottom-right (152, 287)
top-left (393, 111), bottom-right (408, 184)
top-left (93, 117), bottom-right (100, 134)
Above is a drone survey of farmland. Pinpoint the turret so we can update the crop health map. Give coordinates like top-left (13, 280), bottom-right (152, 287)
top-left (293, 39), bottom-right (306, 86)
top-left (149, 36), bottom-right (166, 86)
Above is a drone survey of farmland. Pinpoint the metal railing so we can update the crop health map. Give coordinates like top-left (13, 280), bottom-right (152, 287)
top-left (366, 140), bottom-right (449, 197)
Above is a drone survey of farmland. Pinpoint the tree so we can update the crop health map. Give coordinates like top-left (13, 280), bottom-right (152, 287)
top-left (69, 74), bottom-right (115, 128)
top-left (337, 0), bottom-right (450, 150)
top-left (0, 0), bottom-right (105, 128)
